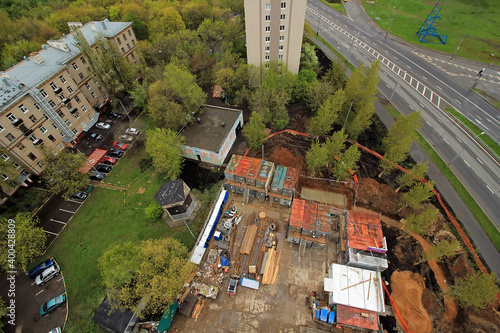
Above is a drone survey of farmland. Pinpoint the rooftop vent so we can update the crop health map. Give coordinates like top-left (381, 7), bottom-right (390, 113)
top-left (29, 51), bottom-right (44, 65)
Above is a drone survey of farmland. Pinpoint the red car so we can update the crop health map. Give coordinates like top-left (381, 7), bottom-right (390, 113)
top-left (113, 141), bottom-right (128, 150)
top-left (101, 157), bottom-right (118, 165)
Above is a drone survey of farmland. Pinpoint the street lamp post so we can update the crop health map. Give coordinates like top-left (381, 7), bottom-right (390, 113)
top-left (389, 71), bottom-right (406, 103)
top-left (447, 131), bottom-right (485, 167)
top-left (472, 54), bottom-right (495, 88)
top-left (316, 14), bottom-right (321, 35)
top-left (346, 37), bottom-right (355, 64)
top-left (450, 35), bottom-right (466, 62)
top-left (385, 12), bottom-right (395, 40)
top-left (343, 101), bottom-right (354, 128)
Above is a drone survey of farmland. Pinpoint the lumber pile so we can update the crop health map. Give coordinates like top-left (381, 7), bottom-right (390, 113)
top-left (262, 248), bottom-right (281, 284)
top-left (192, 300), bottom-right (204, 321)
top-left (240, 225), bottom-right (258, 255)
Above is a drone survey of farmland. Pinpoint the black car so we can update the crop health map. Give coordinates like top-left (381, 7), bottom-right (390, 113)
top-left (110, 111), bottom-right (123, 119)
top-left (107, 149), bottom-right (124, 158)
top-left (71, 191), bottom-right (89, 200)
top-left (85, 132), bottom-right (102, 141)
top-left (95, 164), bottom-right (112, 173)
top-left (88, 171), bottom-right (105, 181)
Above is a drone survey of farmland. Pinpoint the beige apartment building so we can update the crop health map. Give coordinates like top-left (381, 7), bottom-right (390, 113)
top-left (0, 19), bottom-right (138, 185)
top-left (244, 0), bottom-right (307, 74)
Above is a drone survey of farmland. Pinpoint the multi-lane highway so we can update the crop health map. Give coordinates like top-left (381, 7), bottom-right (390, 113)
top-left (305, 0), bottom-right (500, 274)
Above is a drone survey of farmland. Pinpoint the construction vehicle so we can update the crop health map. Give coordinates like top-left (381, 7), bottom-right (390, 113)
top-left (227, 277), bottom-right (238, 295)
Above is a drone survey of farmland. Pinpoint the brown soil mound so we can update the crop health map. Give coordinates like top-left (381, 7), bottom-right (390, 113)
top-left (391, 271), bottom-right (432, 333)
top-left (356, 178), bottom-right (400, 215)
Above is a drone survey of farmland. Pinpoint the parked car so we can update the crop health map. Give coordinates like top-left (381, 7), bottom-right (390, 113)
top-left (39, 294), bottom-right (67, 316)
top-left (89, 171), bottom-right (105, 181)
top-left (126, 128), bottom-right (140, 135)
top-left (71, 191), bottom-right (89, 200)
top-left (109, 111), bottom-right (123, 119)
top-left (113, 141), bottom-right (128, 150)
top-left (35, 263), bottom-right (60, 285)
top-left (119, 135), bottom-right (134, 143)
top-left (28, 259), bottom-right (55, 279)
top-left (106, 149), bottom-right (123, 158)
top-left (85, 132), bottom-right (102, 141)
top-left (101, 157), bottom-right (118, 165)
top-left (96, 122), bottom-right (111, 130)
top-left (48, 328), bottom-right (62, 333)
top-left (95, 164), bottom-right (112, 173)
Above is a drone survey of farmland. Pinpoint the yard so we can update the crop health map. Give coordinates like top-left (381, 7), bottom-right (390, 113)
top-left (44, 146), bottom-right (222, 333)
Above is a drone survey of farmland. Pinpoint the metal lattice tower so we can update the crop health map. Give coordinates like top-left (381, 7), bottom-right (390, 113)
top-left (416, 0), bottom-right (447, 44)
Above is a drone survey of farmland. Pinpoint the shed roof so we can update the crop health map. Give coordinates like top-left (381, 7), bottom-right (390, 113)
top-left (225, 155), bottom-right (242, 175)
top-left (271, 165), bottom-right (299, 189)
top-left (289, 198), bottom-right (333, 235)
top-left (155, 180), bottom-right (186, 206)
top-left (347, 211), bottom-right (385, 252)
top-left (93, 297), bottom-right (133, 333)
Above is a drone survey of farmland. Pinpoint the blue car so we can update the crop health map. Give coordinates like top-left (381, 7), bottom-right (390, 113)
top-left (28, 259), bottom-right (55, 279)
top-left (40, 294), bottom-right (67, 316)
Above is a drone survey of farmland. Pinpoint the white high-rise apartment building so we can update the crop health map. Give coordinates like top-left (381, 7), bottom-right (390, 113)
top-left (244, 0), bottom-right (307, 74)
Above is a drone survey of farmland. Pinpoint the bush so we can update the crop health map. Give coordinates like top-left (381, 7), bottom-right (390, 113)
top-left (139, 157), bottom-right (153, 173)
top-left (145, 201), bottom-right (163, 222)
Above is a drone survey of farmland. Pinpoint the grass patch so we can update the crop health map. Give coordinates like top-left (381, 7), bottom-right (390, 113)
top-left (445, 107), bottom-right (500, 158)
top-left (320, 0), bottom-right (346, 14)
top-left (360, 0), bottom-right (500, 64)
top-left (44, 149), bottom-right (222, 332)
top-left (384, 103), bottom-right (500, 252)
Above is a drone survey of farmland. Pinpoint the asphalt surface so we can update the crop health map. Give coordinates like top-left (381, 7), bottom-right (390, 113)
top-left (306, 0), bottom-right (500, 276)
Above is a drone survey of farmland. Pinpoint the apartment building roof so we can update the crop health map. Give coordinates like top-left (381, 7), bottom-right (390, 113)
top-left (0, 20), bottom-right (132, 112)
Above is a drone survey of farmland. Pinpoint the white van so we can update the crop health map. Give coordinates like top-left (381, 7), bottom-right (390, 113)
top-left (35, 263), bottom-right (60, 285)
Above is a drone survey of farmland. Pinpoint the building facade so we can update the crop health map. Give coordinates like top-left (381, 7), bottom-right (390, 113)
top-left (244, 0), bottom-right (307, 74)
top-left (0, 19), bottom-right (138, 183)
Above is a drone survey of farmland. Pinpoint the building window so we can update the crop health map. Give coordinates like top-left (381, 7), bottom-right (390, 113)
top-left (65, 120), bottom-right (72, 127)
top-left (48, 134), bottom-right (56, 142)
top-left (59, 75), bottom-right (67, 84)
top-left (98, 86), bottom-right (103, 93)
top-left (127, 43), bottom-right (130, 50)
top-left (80, 56), bottom-right (87, 64)
top-left (280, 25), bottom-right (285, 31)
top-left (28, 134), bottom-right (37, 142)
top-left (122, 33), bottom-right (127, 41)
top-left (6, 133), bottom-right (15, 142)
top-left (278, 54), bottom-right (284, 60)
top-left (279, 35), bottom-right (285, 41)
top-left (103, 95), bottom-right (108, 100)
top-left (85, 82), bottom-right (91, 90)
top-left (6, 113), bottom-right (17, 122)
top-left (57, 144), bottom-right (63, 150)
top-left (75, 96), bottom-right (81, 103)
top-left (265, 15), bottom-right (270, 21)
top-left (0, 125), bottom-right (3, 133)
top-left (81, 106), bottom-right (87, 112)
top-left (74, 112), bottom-right (80, 119)
top-left (265, 26), bottom-right (270, 32)
top-left (67, 86), bottom-right (74, 94)
top-left (78, 73), bottom-right (84, 80)
top-left (1, 153), bottom-right (9, 161)
top-left (58, 94), bottom-right (66, 101)
top-left (39, 126), bottom-right (47, 133)
top-left (281, 2), bottom-right (286, 8)
top-left (29, 115), bottom-right (37, 123)
top-left (12, 162), bottom-right (19, 169)
top-left (279, 45), bottom-right (284, 51)
top-left (72, 129), bottom-right (78, 134)
top-left (117, 37), bottom-right (122, 44)
top-left (121, 47), bottom-right (125, 53)
top-left (28, 153), bottom-right (37, 161)
top-left (280, 14), bottom-right (286, 20)
top-left (57, 110), bottom-right (64, 118)
top-left (265, 55), bottom-right (270, 61)
top-left (48, 100), bottom-right (56, 108)
top-left (131, 39), bottom-right (135, 45)
top-left (50, 82), bottom-right (57, 90)
top-left (35, 104), bottom-right (41, 110)
top-left (91, 92), bottom-right (97, 99)
top-left (128, 29), bottom-right (132, 36)
top-left (19, 104), bottom-right (28, 113)
top-left (43, 114), bottom-right (48, 120)
top-left (17, 143), bottom-right (25, 151)
top-left (40, 89), bottom-right (48, 98)
top-left (265, 36), bottom-right (271, 42)
top-left (131, 52), bottom-right (135, 59)
top-left (265, 63), bottom-right (270, 69)
top-left (72, 62), bottom-right (79, 70)
top-left (265, 3), bottom-right (271, 10)
top-left (37, 161), bottom-right (44, 168)
top-left (1, 174), bottom-right (8, 181)
top-left (265, 46), bottom-right (270, 52)
top-left (52, 123), bottom-right (58, 130)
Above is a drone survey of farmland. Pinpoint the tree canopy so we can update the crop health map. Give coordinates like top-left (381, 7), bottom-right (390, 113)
top-left (449, 272), bottom-right (499, 311)
top-left (243, 111), bottom-right (267, 150)
top-left (145, 128), bottom-right (185, 180)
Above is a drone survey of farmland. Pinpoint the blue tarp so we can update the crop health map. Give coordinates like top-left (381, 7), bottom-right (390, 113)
top-left (157, 302), bottom-right (178, 332)
top-left (328, 311), bottom-right (335, 324)
top-left (320, 309), bottom-right (328, 322)
top-left (314, 309), bottom-right (320, 320)
top-left (240, 277), bottom-right (260, 290)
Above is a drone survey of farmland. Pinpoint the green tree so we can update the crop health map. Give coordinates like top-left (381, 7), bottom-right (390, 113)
top-left (305, 80), bottom-right (335, 113)
top-left (147, 63), bottom-right (205, 130)
top-left (306, 141), bottom-right (329, 176)
top-left (197, 19), bottom-right (229, 53)
top-left (130, 81), bottom-right (148, 112)
top-left (332, 145), bottom-right (361, 181)
top-left (420, 240), bottom-right (461, 263)
top-left (145, 128), bottom-right (185, 180)
top-left (243, 112), bottom-right (267, 150)
top-left (322, 58), bottom-right (347, 92)
top-left (449, 272), bottom-right (499, 311)
top-left (325, 128), bottom-right (347, 160)
top-left (309, 89), bottom-right (346, 136)
top-left (99, 238), bottom-right (195, 316)
top-left (300, 42), bottom-right (319, 73)
top-left (0, 212), bottom-right (46, 272)
top-left (396, 162), bottom-right (428, 192)
top-left (181, 1), bottom-right (211, 29)
top-left (399, 181), bottom-right (435, 211)
top-left (145, 202), bottom-right (163, 222)
top-left (1, 40), bottom-right (39, 69)
top-left (250, 85), bottom-right (290, 129)
top-left (41, 149), bottom-right (90, 199)
top-left (149, 7), bottom-right (186, 39)
top-left (404, 207), bottom-right (439, 235)
top-left (0, 296), bottom-right (6, 332)
top-left (73, 30), bottom-right (136, 98)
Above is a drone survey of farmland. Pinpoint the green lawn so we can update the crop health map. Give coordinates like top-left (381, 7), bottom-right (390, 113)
top-left (360, 0), bottom-right (500, 64)
top-left (44, 148), bottom-right (222, 332)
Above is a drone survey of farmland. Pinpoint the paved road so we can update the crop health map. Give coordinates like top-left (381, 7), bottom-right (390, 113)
top-left (306, 0), bottom-right (500, 275)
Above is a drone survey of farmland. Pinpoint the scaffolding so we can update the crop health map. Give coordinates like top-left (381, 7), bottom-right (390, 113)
top-left (416, 0), bottom-right (447, 44)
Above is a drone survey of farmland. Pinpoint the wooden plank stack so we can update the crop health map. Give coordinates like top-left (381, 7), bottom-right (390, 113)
top-left (240, 225), bottom-right (258, 255)
top-left (262, 248), bottom-right (281, 284)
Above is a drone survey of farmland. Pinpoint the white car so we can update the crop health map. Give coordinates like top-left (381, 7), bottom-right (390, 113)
top-left (126, 128), bottom-right (140, 135)
top-left (119, 135), bottom-right (134, 142)
top-left (96, 122), bottom-right (111, 130)
top-left (35, 263), bottom-right (60, 285)
top-left (48, 328), bottom-right (62, 333)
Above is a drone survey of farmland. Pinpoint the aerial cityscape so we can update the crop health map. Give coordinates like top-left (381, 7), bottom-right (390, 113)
top-left (0, 0), bottom-right (499, 332)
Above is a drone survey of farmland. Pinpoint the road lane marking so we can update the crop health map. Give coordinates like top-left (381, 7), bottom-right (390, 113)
top-left (486, 185), bottom-right (495, 194)
top-left (419, 103), bottom-right (425, 108)
top-left (35, 290), bottom-right (44, 296)
top-left (436, 86), bottom-right (442, 90)
top-left (443, 138), bottom-right (449, 145)
top-left (409, 104), bottom-right (414, 110)
top-left (455, 99), bottom-right (462, 105)
top-left (422, 76), bottom-right (427, 80)
top-left (463, 160), bottom-right (470, 168)
top-left (50, 219), bottom-right (67, 225)
top-left (456, 137), bottom-right (462, 143)
top-left (477, 158), bottom-right (484, 165)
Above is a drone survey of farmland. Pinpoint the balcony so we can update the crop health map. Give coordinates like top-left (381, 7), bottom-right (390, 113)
top-left (62, 98), bottom-right (71, 105)
top-left (22, 129), bottom-right (33, 137)
top-left (69, 107), bottom-right (78, 114)
top-left (33, 138), bottom-right (43, 145)
top-left (53, 87), bottom-right (63, 94)
top-left (12, 118), bottom-right (24, 127)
